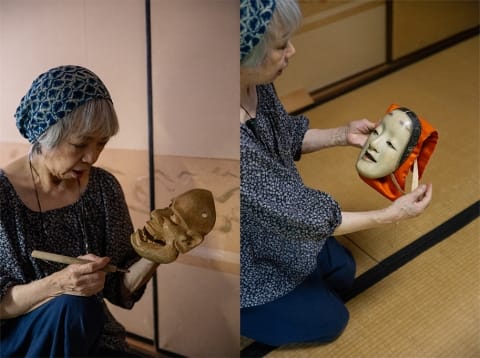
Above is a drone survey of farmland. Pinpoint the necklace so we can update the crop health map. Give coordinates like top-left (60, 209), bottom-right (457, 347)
top-left (28, 151), bottom-right (90, 254)
top-left (28, 152), bottom-right (47, 240)
top-left (240, 104), bottom-right (253, 120)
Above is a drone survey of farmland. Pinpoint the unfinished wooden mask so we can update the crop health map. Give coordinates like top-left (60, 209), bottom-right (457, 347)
top-left (131, 189), bottom-right (216, 263)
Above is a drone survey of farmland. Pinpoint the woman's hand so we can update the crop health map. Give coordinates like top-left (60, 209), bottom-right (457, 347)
top-left (334, 184), bottom-right (432, 236)
top-left (49, 254), bottom-right (111, 296)
top-left (0, 255), bottom-right (110, 319)
top-left (385, 184), bottom-right (433, 222)
top-left (345, 119), bottom-right (377, 148)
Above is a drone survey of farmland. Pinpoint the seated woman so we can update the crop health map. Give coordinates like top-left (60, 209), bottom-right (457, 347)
top-left (240, 0), bottom-right (433, 347)
top-left (0, 65), bottom-right (160, 357)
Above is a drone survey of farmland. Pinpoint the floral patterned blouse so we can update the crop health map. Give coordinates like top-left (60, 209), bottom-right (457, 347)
top-left (0, 166), bottom-right (144, 352)
top-left (240, 84), bottom-right (342, 308)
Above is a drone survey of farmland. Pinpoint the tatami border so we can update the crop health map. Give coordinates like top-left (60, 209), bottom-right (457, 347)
top-left (241, 200), bottom-right (480, 357)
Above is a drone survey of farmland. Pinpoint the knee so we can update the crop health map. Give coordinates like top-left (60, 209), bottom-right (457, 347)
top-left (343, 252), bottom-right (356, 285)
top-left (335, 249), bottom-right (356, 293)
top-left (54, 295), bottom-right (103, 314)
top-left (53, 295), bottom-right (104, 334)
top-left (322, 304), bottom-right (350, 343)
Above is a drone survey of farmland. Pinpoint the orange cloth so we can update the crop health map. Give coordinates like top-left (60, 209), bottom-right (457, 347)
top-left (359, 104), bottom-right (439, 201)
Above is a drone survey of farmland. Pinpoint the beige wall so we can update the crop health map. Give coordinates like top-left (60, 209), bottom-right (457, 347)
top-left (392, 0), bottom-right (480, 60)
top-left (275, 0), bottom-right (479, 105)
top-left (151, 0), bottom-right (239, 159)
top-left (0, 0), bottom-right (239, 357)
top-left (275, 0), bottom-right (386, 98)
top-left (0, 0), bottom-right (148, 150)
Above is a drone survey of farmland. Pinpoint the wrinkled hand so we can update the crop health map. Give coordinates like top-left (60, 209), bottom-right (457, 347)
top-left (387, 184), bottom-right (433, 221)
top-left (50, 254), bottom-right (110, 296)
top-left (346, 119), bottom-right (377, 148)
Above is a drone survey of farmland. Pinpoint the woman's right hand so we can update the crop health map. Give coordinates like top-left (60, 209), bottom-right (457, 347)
top-left (0, 255), bottom-right (110, 319)
top-left (49, 254), bottom-right (110, 296)
top-left (386, 184), bottom-right (433, 222)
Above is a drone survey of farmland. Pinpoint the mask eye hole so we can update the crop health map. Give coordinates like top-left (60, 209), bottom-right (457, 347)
top-left (201, 211), bottom-right (208, 219)
top-left (386, 141), bottom-right (396, 150)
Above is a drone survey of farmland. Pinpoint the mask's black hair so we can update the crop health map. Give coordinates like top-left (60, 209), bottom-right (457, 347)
top-left (395, 107), bottom-right (422, 166)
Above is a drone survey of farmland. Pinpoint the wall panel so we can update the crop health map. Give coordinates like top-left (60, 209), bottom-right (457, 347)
top-left (150, 1), bottom-right (239, 356)
top-left (275, 0), bottom-right (386, 100)
top-left (392, 0), bottom-right (479, 60)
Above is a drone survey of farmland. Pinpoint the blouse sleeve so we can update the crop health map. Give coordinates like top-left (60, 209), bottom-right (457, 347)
top-left (289, 113), bottom-right (309, 161)
top-left (0, 174), bottom-right (33, 302)
top-left (0, 235), bottom-right (23, 301)
top-left (242, 84), bottom-right (342, 241)
top-left (240, 135), bottom-right (342, 244)
top-left (256, 84), bottom-right (309, 162)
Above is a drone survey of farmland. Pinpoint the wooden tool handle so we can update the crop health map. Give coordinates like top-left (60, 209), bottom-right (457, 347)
top-left (411, 159), bottom-right (419, 192)
top-left (31, 250), bottom-right (129, 273)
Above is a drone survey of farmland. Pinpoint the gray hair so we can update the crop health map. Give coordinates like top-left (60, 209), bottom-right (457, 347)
top-left (241, 0), bottom-right (302, 68)
top-left (35, 99), bottom-right (119, 151)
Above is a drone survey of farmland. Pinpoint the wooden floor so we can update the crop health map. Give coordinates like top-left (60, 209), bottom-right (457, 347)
top-left (256, 36), bottom-right (479, 358)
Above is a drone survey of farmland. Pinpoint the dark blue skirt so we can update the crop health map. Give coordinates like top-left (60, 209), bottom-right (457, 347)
top-left (1, 295), bottom-right (105, 357)
top-left (241, 236), bottom-right (356, 346)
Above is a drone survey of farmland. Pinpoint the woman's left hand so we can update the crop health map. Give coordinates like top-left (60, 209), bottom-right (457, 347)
top-left (346, 119), bottom-right (376, 148)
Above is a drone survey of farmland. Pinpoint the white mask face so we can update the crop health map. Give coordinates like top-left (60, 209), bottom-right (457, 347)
top-left (356, 109), bottom-right (413, 179)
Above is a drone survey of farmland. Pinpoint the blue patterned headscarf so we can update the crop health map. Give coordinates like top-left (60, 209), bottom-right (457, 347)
top-left (240, 0), bottom-right (276, 62)
top-left (15, 65), bottom-right (111, 143)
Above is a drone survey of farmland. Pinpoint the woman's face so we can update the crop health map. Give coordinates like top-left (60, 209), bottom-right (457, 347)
top-left (242, 32), bottom-right (296, 86)
top-left (43, 131), bottom-right (109, 182)
top-left (356, 110), bottom-right (413, 179)
top-left (258, 36), bottom-right (296, 83)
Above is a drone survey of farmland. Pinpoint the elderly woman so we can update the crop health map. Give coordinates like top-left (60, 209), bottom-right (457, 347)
top-left (0, 65), bottom-right (158, 356)
top-left (240, 0), bottom-right (433, 346)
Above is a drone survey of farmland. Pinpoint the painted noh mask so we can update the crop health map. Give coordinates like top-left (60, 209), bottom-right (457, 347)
top-left (357, 104), bottom-right (438, 201)
top-left (131, 188), bottom-right (216, 263)
top-left (356, 108), bottom-right (419, 179)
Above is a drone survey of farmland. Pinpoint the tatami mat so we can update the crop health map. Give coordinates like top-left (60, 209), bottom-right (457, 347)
top-left (267, 219), bottom-right (480, 358)
top-left (242, 36), bottom-right (479, 357)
